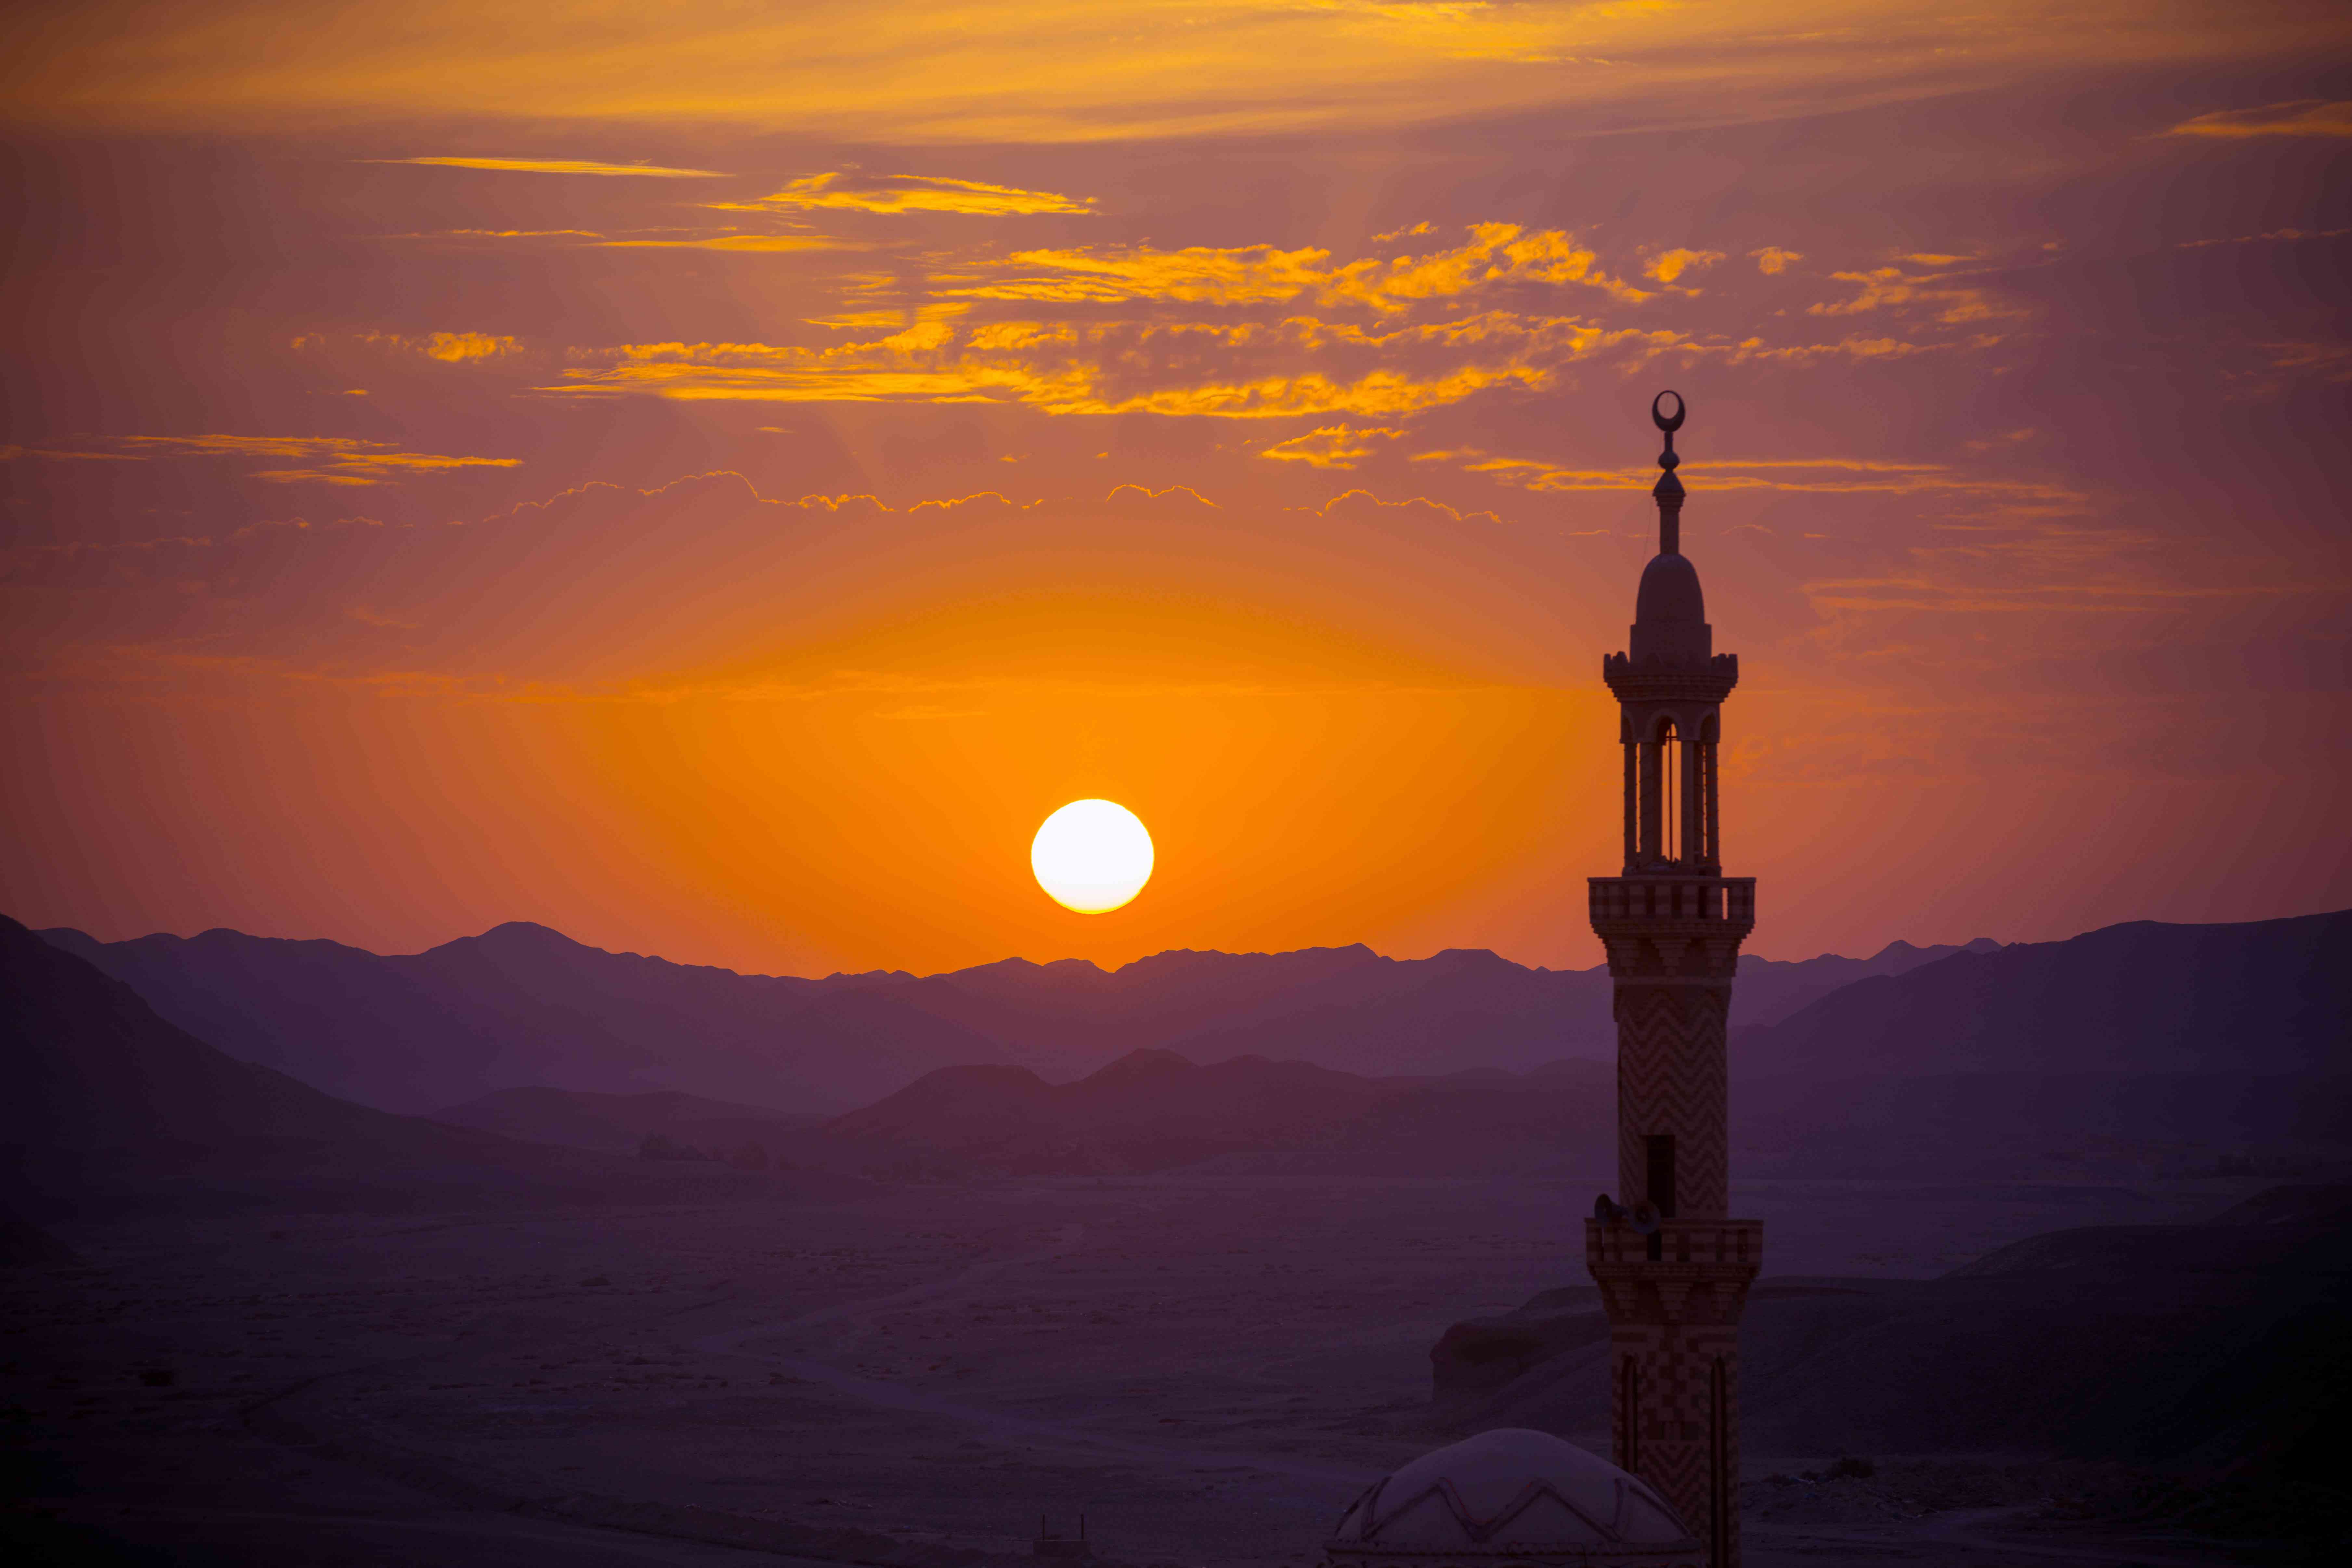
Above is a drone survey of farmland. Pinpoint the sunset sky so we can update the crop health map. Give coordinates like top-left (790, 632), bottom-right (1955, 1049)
top-left (4, 2), bottom-right (2347, 977)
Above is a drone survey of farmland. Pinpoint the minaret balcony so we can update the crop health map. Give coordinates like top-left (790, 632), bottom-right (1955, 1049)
top-left (1601, 651), bottom-right (1739, 706)
top-left (1588, 875), bottom-right (1756, 933)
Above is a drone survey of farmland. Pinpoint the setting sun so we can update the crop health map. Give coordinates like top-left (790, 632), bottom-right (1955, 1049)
top-left (1031, 799), bottom-right (1154, 914)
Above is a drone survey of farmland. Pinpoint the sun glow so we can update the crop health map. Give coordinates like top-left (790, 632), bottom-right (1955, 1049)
top-left (1031, 799), bottom-right (1154, 913)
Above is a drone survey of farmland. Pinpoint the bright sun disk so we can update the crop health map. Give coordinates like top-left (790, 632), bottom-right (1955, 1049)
top-left (1031, 799), bottom-right (1154, 913)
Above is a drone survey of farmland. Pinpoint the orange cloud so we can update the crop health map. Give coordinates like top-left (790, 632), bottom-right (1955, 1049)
top-left (16, 3), bottom-right (2321, 149)
top-left (1642, 248), bottom-right (1724, 285)
top-left (1807, 263), bottom-right (2025, 326)
top-left (345, 330), bottom-right (524, 362)
top-left (1260, 425), bottom-right (1406, 469)
top-left (1294, 490), bottom-right (1506, 529)
top-left (2160, 100), bottom-right (2352, 139)
top-left (1750, 246), bottom-right (1803, 274)
top-left (596, 234), bottom-right (847, 253)
top-left (372, 155), bottom-right (726, 177)
top-left (1428, 449), bottom-right (2082, 504)
top-left (946, 225), bottom-right (1646, 311)
top-left (19, 434), bottom-right (523, 485)
top-left (717, 172), bottom-right (1094, 216)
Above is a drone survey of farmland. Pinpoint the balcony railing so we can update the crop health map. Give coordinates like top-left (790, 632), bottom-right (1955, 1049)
top-left (1588, 876), bottom-right (1756, 926)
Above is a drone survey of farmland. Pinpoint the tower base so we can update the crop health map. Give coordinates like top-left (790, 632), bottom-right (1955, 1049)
top-left (1587, 1217), bottom-right (1760, 1568)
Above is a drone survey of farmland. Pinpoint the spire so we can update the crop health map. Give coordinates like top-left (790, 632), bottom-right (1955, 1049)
top-left (1650, 389), bottom-right (1684, 556)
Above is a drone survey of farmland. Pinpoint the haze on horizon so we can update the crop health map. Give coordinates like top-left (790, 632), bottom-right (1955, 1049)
top-left (4, 1), bottom-right (2348, 978)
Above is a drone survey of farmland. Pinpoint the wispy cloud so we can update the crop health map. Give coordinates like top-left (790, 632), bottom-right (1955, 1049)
top-left (717, 172), bottom-right (1093, 216)
top-left (1428, 450), bottom-right (2081, 501)
top-left (294, 330), bottom-right (525, 363)
top-left (10, 434), bottom-right (521, 486)
top-left (596, 234), bottom-right (848, 253)
top-left (2174, 226), bottom-right (2351, 249)
top-left (1807, 261), bottom-right (2025, 326)
top-left (2160, 100), bottom-right (2352, 140)
top-left (1260, 425), bottom-right (1406, 469)
top-left (944, 224), bottom-right (1648, 310)
top-left (1643, 248), bottom-right (1723, 285)
top-left (1750, 246), bottom-right (1804, 275)
top-left (372, 155), bottom-right (727, 177)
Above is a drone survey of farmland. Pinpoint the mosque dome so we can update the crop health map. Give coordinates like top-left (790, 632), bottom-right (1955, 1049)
top-left (1634, 551), bottom-right (1706, 627)
top-left (1322, 1429), bottom-right (1699, 1568)
top-left (1628, 551), bottom-right (1713, 666)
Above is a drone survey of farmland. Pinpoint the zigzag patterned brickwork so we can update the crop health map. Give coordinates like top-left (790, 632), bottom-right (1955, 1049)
top-left (1614, 982), bottom-right (1731, 1220)
top-left (1588, 1221), bottom-right (1758, 1568)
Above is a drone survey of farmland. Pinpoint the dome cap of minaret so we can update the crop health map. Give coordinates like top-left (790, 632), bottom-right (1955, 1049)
top-left (1321, 1428), bottom-right (1699, 1568)
top-left (1627, 390), bottom-right (1712, 667)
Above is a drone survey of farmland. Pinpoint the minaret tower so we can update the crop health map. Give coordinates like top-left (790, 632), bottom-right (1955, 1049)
top-left (1585, 392), bottom-right (1760, 1568)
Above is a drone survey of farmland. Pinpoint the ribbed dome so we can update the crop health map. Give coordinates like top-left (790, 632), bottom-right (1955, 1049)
top-left (1635, 552), bottom-right (1705, 625)
top-left (1323, 1429), bottom-right (1696, 1566)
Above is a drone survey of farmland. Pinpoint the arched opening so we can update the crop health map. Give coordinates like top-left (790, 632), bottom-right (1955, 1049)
top-left (1640, 714), bottom-right (1681, 864)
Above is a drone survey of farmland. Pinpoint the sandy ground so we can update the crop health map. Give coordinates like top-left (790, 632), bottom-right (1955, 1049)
top-left (1, 1174), bottom-right (2279, 1567)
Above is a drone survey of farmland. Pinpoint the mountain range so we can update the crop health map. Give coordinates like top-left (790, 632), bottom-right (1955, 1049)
top-left (33, 919), bottom-right (2000, 1113)
top-left (15, 906), bottom-right (2351, 1191)
top-left (0, 915), bottom-right (827, 1219)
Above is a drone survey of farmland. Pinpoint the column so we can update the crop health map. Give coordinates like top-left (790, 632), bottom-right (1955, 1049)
top-left (1702, 739), bottom-right (1720, 867)
top-left (1623, 738), bottom-right (1639, 871)
top-left (1680, 724), bottom-right (1703, 871)
top-left (1639, 734), bottom-right (1662, 862)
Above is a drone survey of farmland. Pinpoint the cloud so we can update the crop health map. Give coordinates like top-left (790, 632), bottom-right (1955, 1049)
top-left (1051, 366), bottom-right (1552, 419)
top-left (1429, 449), bottom-right (2082, 502)
top-left (547, 305), bottom-right (1632, 418)
top-left (2160, 100), bottom-right (2352, 140)
top-left (17, 3), bottom-right (2320, 146)
top-left (716, 172), bottom-right (1093, 216)
top-left (596, 234), bottom-right (849, 253)
top-left (1260, 425), bottom-right (1406, 469)
top-left (1806, 262), bottom-right (2025, 326)
top-left (372, 156), bottom-right (727, 177)
top-left (946, 224), bottom-right (1647, 310)
top-left (2174, 227), bottom-right (2351, 250)
top-left (1295, 490), bottom-right (1506, 529)
top-left (12, 434), bottom-right (522, 486)
top-left (390, 229), bottom-right (606, 241)
top-left (292, 330), bottom-right (525, 364)
top-left (1643, 248), bottom-right (1724, 285)
top-left (1749, 246), bottom-right (1803, 275)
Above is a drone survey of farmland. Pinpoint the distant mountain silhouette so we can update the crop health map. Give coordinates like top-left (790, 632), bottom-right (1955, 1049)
top-left (1731, 935), bottom-right (2002, 1026)
top-left (0, 915), bottom-right (817, 1217)
top-left (1732, 909), bottom-right (2352, 1177)
top-left (33, 918), bottom-right (2006, 1113)
top-left (1736, 909), bottom-right (2351, 1079)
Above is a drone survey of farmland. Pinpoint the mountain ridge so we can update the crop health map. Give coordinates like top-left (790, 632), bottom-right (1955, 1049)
top-left (34, 918), bottom-right (2016, 1112)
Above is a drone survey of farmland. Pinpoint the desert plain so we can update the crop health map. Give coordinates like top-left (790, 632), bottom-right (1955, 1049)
top-left (2, 1171), bottom-right (2286, 1568)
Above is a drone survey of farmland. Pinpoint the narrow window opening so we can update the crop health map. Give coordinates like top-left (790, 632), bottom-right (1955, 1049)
top-left (1645, 1134), bottom-right (1677, 1219)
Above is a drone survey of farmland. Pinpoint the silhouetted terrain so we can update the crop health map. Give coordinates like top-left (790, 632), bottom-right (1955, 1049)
top-left (431, 1086), bottom-right (823, 1158)
top-left (1732, 909), bottom-right (2352, 1178)
top-left (809, 1050), bottom-right (1616, 1176)
top-left (1436, 1184), bottom-right (2352, 1528)
top-left (37, 908), bottom-right (2345, 1187)
top-left (35, 920), bottom-right (2002, 1114)
top-left (1735, 909), bottom-right (2350, 1079)
top-left (0, 916), bottom-right (818, 1219)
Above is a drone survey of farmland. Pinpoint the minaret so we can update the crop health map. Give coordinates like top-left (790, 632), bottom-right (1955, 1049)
top-left (1585, 392), bottom-right (1760, 1568)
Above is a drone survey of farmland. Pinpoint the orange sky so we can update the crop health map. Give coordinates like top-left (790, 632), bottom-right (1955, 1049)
top-left (3, 2), bottom-right (2348, 975)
